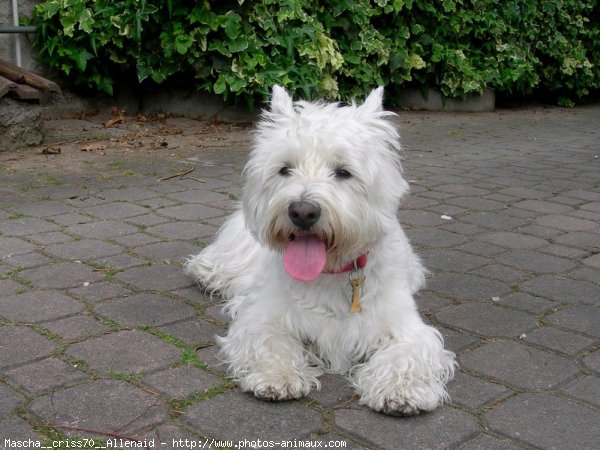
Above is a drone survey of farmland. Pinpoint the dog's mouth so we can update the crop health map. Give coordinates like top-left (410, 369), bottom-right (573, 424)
top-left (283, 233), bottom-right (327, 282)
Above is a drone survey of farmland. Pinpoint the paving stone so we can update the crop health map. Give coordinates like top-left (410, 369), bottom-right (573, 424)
top-left (147, 221), bottom-right (216, 240)
top-left (476, 231), bottom-right (548, 249)
top-left (569, 266), bottom-right (600, 285)
top-left (399, 210), bottom-right (448, 226)
top-left (136, 197), bottom-right (179, 210)
top-left (171, 286), bottom-right (215, 305)
top-left (426, 273), bottom-right (512, 302)
top-left (51, 212), bottom-right (95, 226)
top-left (143, 365), bottom-right (222, 398)
top-left (439, 328), bottom-right (481, 355)
top-left (460, 212), bottom-right (529, 230)
top-left (0, 279), bottom-right (26, 297)
top-left (498, 187), bottom-right (552, 200)
top-left (406, 228), bottom-right (469, 248)
top-left (536, 214), bottom-right (597, 231)
top-left (545, 305), bottom-right (600, 337)
top-left (459, 434), bottom-right (522, 450)
top-left (553, 231), bottom-right (600, 250)
top-left (496, 249), bottom-right (576, 273)
top-left (27, 231), bottom-right (74, 245)
top-left (0, 236), bottom-right (37, 256)
top-left (133, 241), bottom-right (201, 261)
top-left (334, 405), bottom-right (479, 450)
top-left (581, 201), bottom-right (600, 212)
top-left (445, 196), bottom-right (506, 211)
top-left (92, 253), bottom-right (146, 270)
top-left (414, 291), bottom-right (453, 313)
top-left (308, 373), bottom-right (357, 408)
top-left (495, 292), bottom-right (555, 313)
top-left (419, 249), bottom-right (487, 273)
top-left (541, 243), bottom-right (588, 259)
top-left (0, 326), bottom-right (55, 369)
top-left (520, 275), bottom-right (600, 304)
top-left (565, 375), bottom-right (600, 408)
top-left (0, 291), bottom-right (83, 323)
top-left (2, 252), bottom-right (51, 269)
top-left (5, 358), bottom-right (88, 394)
top-left (202, 304), bottom-right (231, 325)
top-left (69, 281), bottom-right (132, 303)
top-left (83, 202), bottom-right (151, 219)
top-left (436, 303), bottom-right (537, 338)
top-left (29, 380), bottom-right (168, 437)
top-left (65, 330), bottom-right (180, 375)
top-left (513, 199), bottom-right (574, 214)
top-left (583, 253), bottom-right (600, 269)
top-left (158, 319), bottom-right (224, 347)
top-left (0, 383), bottom-right (23, 419)
top-left (21, 262), bottom-right (104, 289)
top-left (195, 345), bottom-right (225, 373)
top-left (111, 232), bottom-right (162, 247)
top-left (560, 189), bottom-right (600, 202)
top-left (98, 186), bottom-right (159, 201)
top-left (583, 349), bottom-right (600, 373)
top-left (469, 264), bottom-right (527, 283)
top-left (95, 293), bottom-right (196, 327)
top-left (44, 239), bottom-right (123, 261)
top-left (485, 393), bottom-right (600, 450)
top-left (525, 326), bottom-right (595, 355)
top-left (447, 371), bottom-right (510, 410)
top-left (125, 213), bottom-right (172, 228)
top-left (440, 219), bottom-right (485, 236)
top-left (157, 204), bottom-right (226, 222)
top-left (65, 220), bottom-right (138, 238)
top-left (456, 241), bottom-right (507, 257)
top-left (0, 416), bottom-right (44, 441)
top-left (183, 390), bottom-right (322, 441)
top-left (13, 201), bottom-right (74, 217)
top-left (43, 315), bottom-right (110, 340)
top-left (116, 264), bottom-right (193, 291)
top-left (460, 340), bottom-right (579, 389)
top-left (0, 217), bottom-right (58, 236)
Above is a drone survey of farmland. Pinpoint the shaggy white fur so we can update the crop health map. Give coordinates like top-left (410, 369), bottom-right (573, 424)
top-left (185, 86), bottom-right (455, 416)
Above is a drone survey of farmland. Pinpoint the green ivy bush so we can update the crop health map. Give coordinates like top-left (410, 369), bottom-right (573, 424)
top-left (33, 0), bottom-right (599, 106)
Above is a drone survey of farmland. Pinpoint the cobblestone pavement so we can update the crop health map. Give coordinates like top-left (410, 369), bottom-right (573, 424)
top-left (0, 105), bottom-right (599, 450)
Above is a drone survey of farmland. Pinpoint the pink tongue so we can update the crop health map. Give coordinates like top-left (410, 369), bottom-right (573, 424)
top-left (284, 235), bottom-right (327, 282)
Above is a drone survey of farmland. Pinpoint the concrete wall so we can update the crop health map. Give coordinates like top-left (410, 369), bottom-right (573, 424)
top-left (1, 0), bottom-right (41, 71)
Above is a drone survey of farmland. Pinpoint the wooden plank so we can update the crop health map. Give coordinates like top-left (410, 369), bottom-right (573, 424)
top-left (11, 83), bottom-right (42, 100)
top-left (0, 74), bottom-right (17, 98)
top-left (0, 58), bottom-right (62, 94)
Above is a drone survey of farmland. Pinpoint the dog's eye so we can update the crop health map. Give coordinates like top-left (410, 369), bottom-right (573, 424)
top-left (279, 166), bottom-right (291, 177)
top-left (334, 169), bottom-right (352, 179)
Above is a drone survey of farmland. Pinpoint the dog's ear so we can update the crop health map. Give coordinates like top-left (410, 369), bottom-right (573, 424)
top-left (359, 86), bottom-right (384, 115)
top-left (270, 85), bottom-right (294, 116)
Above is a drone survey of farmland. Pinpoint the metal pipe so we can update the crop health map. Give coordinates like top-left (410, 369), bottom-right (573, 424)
top-left (0, 26), bottom-right (37, 33)
top-left (11, 0), bottom-right (22, 67)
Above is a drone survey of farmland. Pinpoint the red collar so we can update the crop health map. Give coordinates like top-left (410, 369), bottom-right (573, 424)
top-left (323, 253), bottom-right (368, 274)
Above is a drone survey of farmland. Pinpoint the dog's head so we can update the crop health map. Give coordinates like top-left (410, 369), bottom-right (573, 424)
top-left (242, 86), bottom-right (409, 280)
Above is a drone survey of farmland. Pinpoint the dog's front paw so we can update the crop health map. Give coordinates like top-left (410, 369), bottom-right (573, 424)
top-left (363, 394), bottom-right (423, 417)
top-left (253, 380), bottom-right (310, 401)
top-left (241, 371), bottom-right (317, 401)
top-left (352, 346), bottom-right (455, 416)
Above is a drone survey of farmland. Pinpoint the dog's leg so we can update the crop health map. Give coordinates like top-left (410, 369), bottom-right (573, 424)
top-left (185, 210), bottom-right (263, 299)
top-left (351, 313), bottom-right (455, 416)
top-left (217, 311), bottom-right (321, 401)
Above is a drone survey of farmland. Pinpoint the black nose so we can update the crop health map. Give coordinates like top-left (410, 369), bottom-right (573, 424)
top-left (288, 201), bottom-right (321, 230)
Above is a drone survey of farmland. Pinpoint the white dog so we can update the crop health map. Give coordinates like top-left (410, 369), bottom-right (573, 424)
top-left (185, 86), bottom-right (455, 416)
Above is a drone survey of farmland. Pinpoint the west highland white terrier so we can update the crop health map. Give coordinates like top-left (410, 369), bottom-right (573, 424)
top-left (185, 86), bottom-right (455, 416)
